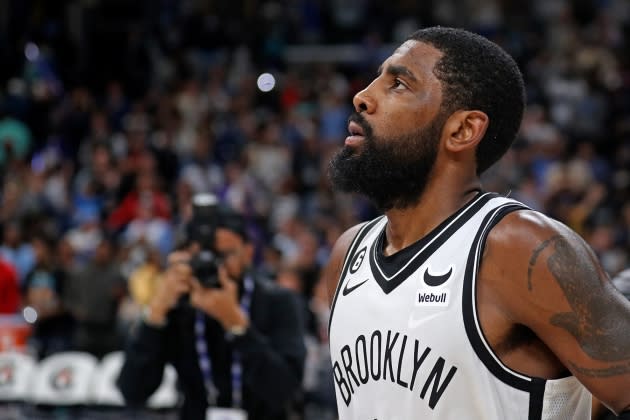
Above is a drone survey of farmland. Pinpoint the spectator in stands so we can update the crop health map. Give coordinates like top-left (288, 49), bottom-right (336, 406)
top-left (0, 221), bottom-right (35, 285)
top-left (0, 258), bottom-right (20, 314)
top-left (0, 179), bottom-right (26, 226)
top-left (0, 112), bottom-right (32, 167)
top-left (117, 201), bottom-right (306, 419)
top-left (72, 140), bottom-right (120, 218)
top-left (22, 235), bottom-right (74, 358)
top-left (63, 236), bottom-right (126, 357)
top-left (178, 125), bottom-right (224, 196)
top-left (126, 246), bottom-right (163, 308)
top-left (121, 195), bottom-right (174, 259)
top-left (107, 169), bottom-right (171, 232)
top-left (63, 206), bottom-right (104, 267)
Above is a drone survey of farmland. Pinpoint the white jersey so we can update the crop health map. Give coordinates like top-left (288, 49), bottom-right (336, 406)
top-left (328, 193), bottom-right (592, 420)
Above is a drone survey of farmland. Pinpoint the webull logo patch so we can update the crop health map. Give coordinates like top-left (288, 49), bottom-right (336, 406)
top-left (416, 290), bottom-right (450, 307)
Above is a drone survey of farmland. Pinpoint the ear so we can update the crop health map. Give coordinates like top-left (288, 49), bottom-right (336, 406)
top-left (442, 110), bottom-right (489, 152)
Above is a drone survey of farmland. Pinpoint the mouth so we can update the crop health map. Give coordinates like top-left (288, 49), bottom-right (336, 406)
top-left (345, 121), bottom-right (365, 146)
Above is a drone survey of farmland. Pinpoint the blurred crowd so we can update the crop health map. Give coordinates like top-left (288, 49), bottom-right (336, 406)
top-left (0, 0), bottom-right (630, 417)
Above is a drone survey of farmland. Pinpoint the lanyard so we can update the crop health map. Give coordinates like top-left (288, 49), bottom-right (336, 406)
top-left (195, 275), bottom-right (254, 408)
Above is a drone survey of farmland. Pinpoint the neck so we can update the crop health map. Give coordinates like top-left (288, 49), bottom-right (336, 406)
top-left (382, 179), bottom-right (482, 256)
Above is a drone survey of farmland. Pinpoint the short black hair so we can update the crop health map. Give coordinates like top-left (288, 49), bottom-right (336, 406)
top-left (214, 205), bottom-right (249, 241)
top-left (407, 27), bottom-right (525, 174)
top-left (185, 203), bottom-right (249, 247)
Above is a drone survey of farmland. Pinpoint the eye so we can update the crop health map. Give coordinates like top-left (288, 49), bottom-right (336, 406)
top-left (392, 79), bottom-right (406, 90)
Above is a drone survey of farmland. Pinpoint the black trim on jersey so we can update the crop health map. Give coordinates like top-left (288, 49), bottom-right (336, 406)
top-left (462, 203), bottom-right (534, 392)
top-left (328, 217), bottom-right (384, 334)
top-left (369, 191), bottom-right (495, 294)
top-left (528, 378), bottom-right (547, 420)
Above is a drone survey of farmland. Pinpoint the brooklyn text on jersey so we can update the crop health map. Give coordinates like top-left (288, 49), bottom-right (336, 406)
top-left (332, 328), bottom-right (458, 409)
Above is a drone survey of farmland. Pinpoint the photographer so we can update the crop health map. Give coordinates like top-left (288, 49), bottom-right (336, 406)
top-left (117, 197), bottom-right (306, 419)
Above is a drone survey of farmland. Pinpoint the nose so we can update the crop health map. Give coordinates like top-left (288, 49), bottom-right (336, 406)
top-left (352, 86), bottom-right (376, 114)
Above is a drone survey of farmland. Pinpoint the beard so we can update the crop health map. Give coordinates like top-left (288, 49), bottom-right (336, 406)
top-left (328, 112), bottom-right (443, 211)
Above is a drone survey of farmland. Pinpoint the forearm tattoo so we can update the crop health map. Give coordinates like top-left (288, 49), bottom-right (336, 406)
top-left (528, 234), bottom-right (630, 377)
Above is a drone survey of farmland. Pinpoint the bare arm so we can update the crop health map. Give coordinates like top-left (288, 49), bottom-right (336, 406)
top-left (484, 210), bottom-right (630, 414)
top-left (323, 224), bottom-right (365, 307)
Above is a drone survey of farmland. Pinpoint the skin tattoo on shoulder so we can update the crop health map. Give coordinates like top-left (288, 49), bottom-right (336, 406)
top-left (527, 235), bottom-right (562, 291)
top-left (528, 235), bottom-right (630, 377)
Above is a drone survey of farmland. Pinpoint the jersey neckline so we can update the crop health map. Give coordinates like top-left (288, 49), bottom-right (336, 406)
top-left (369, 191), bottom-right (494, 294)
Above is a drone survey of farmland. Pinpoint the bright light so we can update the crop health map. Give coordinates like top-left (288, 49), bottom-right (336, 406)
top-left (24, 42), bottom-right (40, 61)
top-left (23, 306), bottom-right (38, 323)
top-left (256, 73), bottom-right (276, 92)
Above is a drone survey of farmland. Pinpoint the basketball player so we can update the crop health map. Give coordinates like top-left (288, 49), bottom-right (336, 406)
top-left (324, 27), bottom-right (630, 419)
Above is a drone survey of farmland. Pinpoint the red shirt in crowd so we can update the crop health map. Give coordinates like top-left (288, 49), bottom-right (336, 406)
top-left (0, 259), bottom-right (20, 313)
top-left (107, 190), bottom-right (171, 231)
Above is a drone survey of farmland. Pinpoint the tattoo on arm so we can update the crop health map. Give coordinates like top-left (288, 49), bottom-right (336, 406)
top-left (527, 235), bottom-right (561, 291)
top-left (528, 234), bottom-right (630, 377)
top-left (569, 361), bottom-right (630, 378)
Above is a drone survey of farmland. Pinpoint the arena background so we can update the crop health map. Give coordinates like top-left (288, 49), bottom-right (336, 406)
top-left (0, 1), bottom-right (629, 419)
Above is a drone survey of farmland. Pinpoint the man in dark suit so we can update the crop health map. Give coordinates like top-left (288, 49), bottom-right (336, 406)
top-left (118, 199), bottom-right (306, 419)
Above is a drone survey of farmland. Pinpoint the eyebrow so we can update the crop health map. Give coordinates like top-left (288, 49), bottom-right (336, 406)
top-left (377, 64), bottom-right (418, 83)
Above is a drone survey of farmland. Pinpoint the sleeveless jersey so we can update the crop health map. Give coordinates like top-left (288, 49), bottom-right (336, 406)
top-left (328, 193), bottom-right (592, 420)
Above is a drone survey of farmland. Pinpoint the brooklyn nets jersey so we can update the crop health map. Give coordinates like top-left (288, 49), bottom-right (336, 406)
top-left (328, 193), bottom-right (592, 420)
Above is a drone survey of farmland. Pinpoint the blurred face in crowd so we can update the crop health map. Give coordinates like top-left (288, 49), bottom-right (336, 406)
top-left (94, 240), bottom-right (114, 265)
top-left (213, 227), bottom-right (254, 283)
top-left (32, 238), bottom-right (51, 266)
top-left (3, 224), bottom-right (21, 247)
top-left (329, 41), bottom-right (447, 210)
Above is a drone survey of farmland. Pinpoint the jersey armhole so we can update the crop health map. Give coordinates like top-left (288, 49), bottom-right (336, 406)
top-left (462, 204), bottom-right (537, 391)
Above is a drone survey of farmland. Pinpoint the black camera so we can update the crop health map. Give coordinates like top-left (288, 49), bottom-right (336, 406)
top-left (189, 249), bottom-right (221, 288)
top-left (188, 194), bottom-right (222, 288)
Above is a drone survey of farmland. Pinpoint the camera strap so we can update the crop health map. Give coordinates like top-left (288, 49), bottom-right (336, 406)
top-left (195, 275), bottom-right (255, 408)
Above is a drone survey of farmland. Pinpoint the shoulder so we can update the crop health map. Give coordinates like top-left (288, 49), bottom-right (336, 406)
top-left (478, 207), bottom-right (606, 328)
top-left (250, 278), bottom-right (306, 333)
top-left (331, 221), bottom-right (372, 258)
top-left (484, 208), bottom-right (592, 269)
top-left (482, 208), bottom-right (593, 288)
top-left (480, 207), bottom-right (610, 330)
top-left (252, 276), bottom-right (304, 313)
top-left (254, 277), bottom-right (295, 301)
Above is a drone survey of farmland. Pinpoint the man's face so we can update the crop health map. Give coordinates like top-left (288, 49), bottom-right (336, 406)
top-left (94, 240), bottom-right (113, 264)
top-left (329, 41), bottom-right (446, 210)
top-left (213, 227), bottom-right (253, 282)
